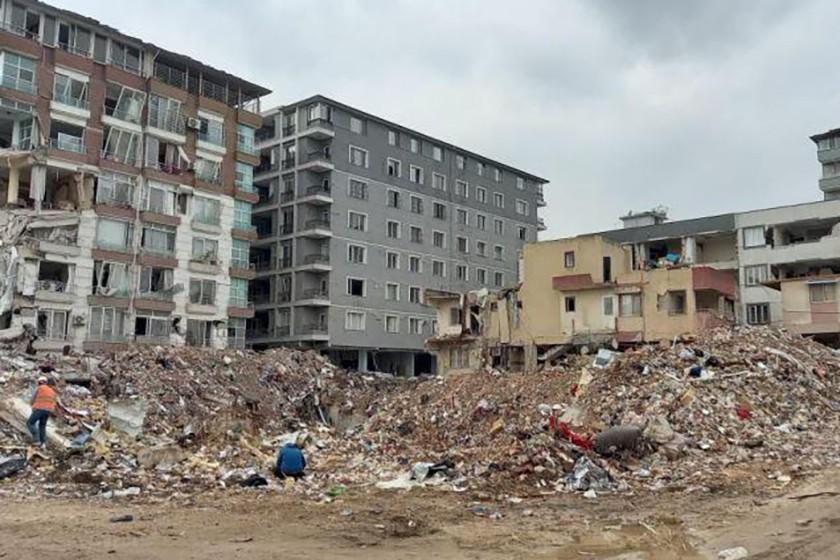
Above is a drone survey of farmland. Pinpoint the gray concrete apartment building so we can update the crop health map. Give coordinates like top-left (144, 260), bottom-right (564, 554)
top-left (248, 95), bottom-right (548, 374)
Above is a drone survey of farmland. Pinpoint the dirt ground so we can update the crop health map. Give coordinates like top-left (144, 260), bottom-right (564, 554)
top-left (2, 470), bottom-right (839, 560)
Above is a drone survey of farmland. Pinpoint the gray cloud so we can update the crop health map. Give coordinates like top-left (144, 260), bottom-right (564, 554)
top-left (57, 0), bottom-right (839, 237)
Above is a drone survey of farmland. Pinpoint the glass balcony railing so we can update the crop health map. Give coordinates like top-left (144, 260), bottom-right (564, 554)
top-left (1, 73), bottom-right (35, 95)
top-left (148, 110), bottom-right (186, 134)
top-left (53, 92), bottom-right (89, 110)
top-left (49, 136), bottom-right (85, 153)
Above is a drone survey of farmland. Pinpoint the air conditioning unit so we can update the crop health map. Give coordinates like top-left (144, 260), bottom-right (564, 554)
top-left (186, 117), bottom-right (202, 130)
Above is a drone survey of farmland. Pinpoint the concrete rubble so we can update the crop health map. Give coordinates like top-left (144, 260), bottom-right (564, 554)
top-left (0, 325), bottom-right (838, 503)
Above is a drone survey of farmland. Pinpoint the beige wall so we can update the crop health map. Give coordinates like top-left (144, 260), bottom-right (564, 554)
top-left (433, 298), bottom-right (463, 336)
top-left (617, 267), bottom-right (698, 341)
top-left (780, 278), bottom-right (840, 333)
top-left (698, 234), bottom-right (737, 265)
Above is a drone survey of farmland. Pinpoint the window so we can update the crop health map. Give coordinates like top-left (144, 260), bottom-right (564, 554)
top-left (386, 282), bottom-right (400, 301)
top-left (234, 200), bottom-right (252, 231)
top-left (493, 245), bottom-right (503, 260)
top-left (388, 130), bottom-right (398, 146)
top-left (348, 179), bottom-right (368, 200)
top-left (348, 211), bottom-right (367, 231)
top-left (476, 186), bottom-right (487, 204)
top-left (565, 296), bottom-right (576, 312)
top-left (189, 278), bottom-right (216, 305)
top-left (410, 165), bottom-right (424, 184)
top-left (141, 224), bottom-right (176, 256)
top-left (347, 244), bottom-right (366, 264)
top-left (564, 251), bottom-right (575, 268)
top-left (432, 173), bottom-right (446, 191)
top-left (103, 82), bottom-right (145, 124)
top-left (809, 282), bottom-right (837, 303)
top-left (307, 103), bottom-right (331, 123)
top-left (55, 21), bottom-right (92, 56)
top-left (385, 315), bottom-right (399, 333)
top-left (494, 272), bottom-right (504, 287)
top-left (386, 220), bottom-right (401, 239)
top-left (197, 114), bottom-right (225, 146)
top-left (386, 251), bottom-right (400, 269)
top-left (452, 209), bottom-right (466, 227)
top-left (619, 293), bottom-right (642, 317)
top-left (102, 126), bottom-right (140, 165)
top-left (135, 311), bottom-right (170, 341)
top-left (236, 124), bottom-right (256, 155)
top-left (345, 311), bottom-right (366, 331)
top-left (457, 236), bottom-right (469, 253)
top-left (96, 172), bottom-right (135, 208)
top-left (194, 157), bottom-right (221, 184)
top-left (186, 319), bottom-right (212, 347)
top-left (387, 189), bottom-right (401, 208)
top-left (432, 146), bottom-right (443, 161)
top-left (494, 168), bottom-right (502, 182)
top-left (408, 317), bottom-right (423, 335)
top-left (518, 226), bottom-right (527, 241)
top-left (432, 260), bottom-right (445, 277)
top-left (229, 278), bottom-right (248, 307)
top-left (476, 268), bottom-right (487, 284)
top-left (235, 163), bottom-right (254, 192)
top-left (456, 155), bottom-right (465, 169)
top-left (493, 192), bottom-right (504, 208)
top-left (109, 40), bottom-right (141, 74)
top-left (744, 265), bottom-right (770, 286)
top-left (450, 347), bottom-right (469, 368)
top-left (456, 264), bottom-right (468, 281)
top-left (349, 116), bottom-right (364, 134)
top-left (92, 261), bottom-right (129, 297)
top-left (347, 277), bottom-right (366, 297)
top-left (476, 241), bottom-right (487, 257)
top-left (516, 177), bottom-right (525, 190)
top-left (746, 303), bottom-right (770, 325)
top-left (494, 219), bottom-right (504, 235)
top-left (9, 4), bottom-right (40, 39)
top-left (433, 202), bottom-right (447, 220)
top-left (37, 309), bottom-right (68, 340)
top-left (409, 256), bottom-right (422, 273)
top-left (433, 231), bottom-right (446, 248)
top-left (410, 195), bottom-right (423, 214)
top-left (477, 162), bottom-right (485, 176)
top-left (192, 237), bottom-right (218, 263)
top-left (349, 145), bottom-right (368, 167)
top-left (410, 226), bottom-right (423, 244)
top-left (2, 52), bottom-right (36, 94)
top-left (516, 199), bottom-right (529, 216)
top-left (193, 196), bottom-right (221, 226)
top-left (148, 94), bottom-right (183, 133)
top-left (96, 219), bottom-right (133, 251)
top-left (409, 286), bottom-right (421, 304)
top-left (228, 317), bottom-right (246, 348)
top-left (387, 158), bottom-right (401, 178)
top-left (88, 307), bottom-right (126, 341)
top-left (743, 226), bottom-right (766, 248)
top-left (476, 214), bottom-right (487, 231)
top-left (231, 239), bottom-right (250, 269)
top-left (455, 180), bottom-right (468, 198)
top-left (603, 296), bottom-right (614, 316)
top-left (53, 70), bottom-right (88, 109)
top-left (668, 291), bottom-right (686, 315)
top-left (410, 138), bottom-right (419, 153)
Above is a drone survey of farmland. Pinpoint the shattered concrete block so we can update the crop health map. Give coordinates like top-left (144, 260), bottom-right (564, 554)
top-left (643, 415), bottom-right (675, 444)
top-left (137, 443), bottom-right (186, 468)
top-left (107, 399), bottom-right (147, 438)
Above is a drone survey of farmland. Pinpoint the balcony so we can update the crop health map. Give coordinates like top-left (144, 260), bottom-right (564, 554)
top-left (1, 73), bottom-right (35, 95)
top-left (0, 21), bottom-right (39, 41)
top-left (53, 92), bottom-right (89, 111)
top-left (101, 149), bottom-right (138, 167)
top-left (537, 217), bottom-right (547, 231)
top-left (148, 110), bottom-right (186, 136)
top-left (237, 136), bottom-right (259, 156)
top-left (252, 291), bottom-right (273, 305)
top-left (280, 190), bottom-right (295, 204)
top-left (299, 184), bottom-right (333, 205)
top-left (278, 256), bottom-right (293, 269)
top-left (281, 157), bottom-right (296, 170)
top-left (299, 218), bottom-right (332, 238)
top-left (282, 125), bottom-right (296, 137)
top-left (96, 185), bottom-right (134, 209)
top-left (297, 288), bottom-right (330, 306)
top-left (536, 188), bottom-right (546, 207)
top-left (136, 334), bottom-right (171, 345)
top-left (48, 136), bottom-right (85, 154)
top-left (279, 223), bottom-right (294, 235)
top-left (298, 254), bottom-right (331, 272)
top-left (277, 291), bottom-right (292, 303)
top-left (137, 290), bottom-right (174, 302)
top-left (256, 160), bottom-right (279, 174)
top-left (299, 118), bottom-right (335, 140)
top-left (298, 151), bottom-right (334, 173)
top-left (147, 160), bottom-right (186, 177)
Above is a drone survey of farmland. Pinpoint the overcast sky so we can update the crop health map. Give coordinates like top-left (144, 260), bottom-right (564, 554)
top-left (59, 0), bottom-right (839, 238)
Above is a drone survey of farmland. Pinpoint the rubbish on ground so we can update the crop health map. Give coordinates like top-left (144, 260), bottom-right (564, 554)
top-left (0, 456), bottom-right (26, 479)
top-left (110, 514), bottom-right (134, 523)
top-left (717, 546), bottom-right (749, 560)
top-left (594, 425), bottom-right (643, 455)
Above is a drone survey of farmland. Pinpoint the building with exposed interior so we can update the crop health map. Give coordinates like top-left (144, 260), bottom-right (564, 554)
top-left (248, 95), bottom-right (548, 375)
top-left (0, 0), bottom-right (269, 351)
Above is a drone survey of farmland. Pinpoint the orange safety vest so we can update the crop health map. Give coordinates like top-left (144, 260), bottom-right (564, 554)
top-left (32, 384), bottom-right (57, 412)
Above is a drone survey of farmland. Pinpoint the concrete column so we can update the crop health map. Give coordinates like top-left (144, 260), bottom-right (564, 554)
top-left (403, 353), bottom-right (416, 377)
top-left (683, 236), bottom-right (697, 264)
top-left (358, 349), bottom-right (368, 372)
top-left (30, 164), bottom-right (46, 211)
top-left (6, 164), bottom-right (19, 205)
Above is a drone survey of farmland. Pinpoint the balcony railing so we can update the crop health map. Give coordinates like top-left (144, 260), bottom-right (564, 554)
top-left (96, 185), bottom-right (134, 208)
top-left (253, 258), bottom-right (273, 271)
top-left (277, 291), bottom-right (291, 303)
top-left (302, 288), bottom-right (329, 300)
top-left (303, 219), bottom-right (330, 230)
top-left (35, 280), bottom-right (67, 293)
top-left (280, 223), bottom-right (294, 235)
top-left (281, 157), bottom-right (296, 170)
top-left (282, 125), bottom-right (296, 136)
top-left (0, 21), bottom-right (39, 40)
top-left (237, 136), bottom-right (259, 156)
top-left (1, 73), bottom-right (35, 95)
top-left (280, 191), bottom-right (295, 203)
top-left (49, 136), bottom-right (85, 153)
top-left (302, 254), bottom-right (329, 265)
top-left (278, 256), bottom-right (293, 268)
top-left (137, 290), bottom-right (174, 302)
top-left (53, 92), bottom-right (89, 110)
top-left (201, 80), bottom-right (227, 104)
top-left (153, 62), bottom-right (187, 89)
top-left (255, 160), bottom-right (279, 174)
top-left (107, 56), bottom-right (141, 76)
top-left (305, 118), bottom-right (334, 130)
top-left (306, 184), bottom-right (331, 196)
top-left (301, 324), bottom-right (328, 334)
top-left (101, 149), bottom-right (138, 167)
top-left (148, 110), bottom-right (186, 134)
top-left (140, 245), bottom-right (176, 258)
top-left (305, 150), bottom-right (332, 163)
top-left (147, 160), bottom-right (185, 176)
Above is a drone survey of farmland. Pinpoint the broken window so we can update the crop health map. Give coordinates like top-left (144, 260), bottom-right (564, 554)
top-left (88, 306), bottom-right (126, 341)
top-left (95, 219), bottom-right (133, 252)
top-left (9, 3), bottom-right (40, 39)
top-left (669, 291), bottom-right (686, 315)
top-left (36, 309), bottom-right (68, 340)
top-left (102, 125), bottom-right (140, 165)
top-left (135, 311), bottom-right (170, 341)
top-left (139, 267), bottom-right (174, 299)
top-left (387, 158), bottom-right (401, 177)
top-left (92, 261), bottom-right (129, 297)
top-left (186, 319), bottom-right (212, 347)
top-left (347, 278), bottom-right (365, 297)
top-left (48, 119), bottom-right (84, 152)
top-left (141, 224), bottom-right (176, 256)
top-left (198, 114), bottom-right (225, 146)
top-left (55, 21), bottom-right (92, 56)
top-left (145, 136), bottom-right (186, 174)
top-left (53, 71), bottom-right (88, 109)
top-left (96, 172), bottom-right (135, 208)
top-left (228, 318), bottom-right (246, 348)
top-left (619, 293), bottom-right (642, 317)
top-left (565, 296), bottom-right (576, 312)
top-left (36, 261), bottom-right (70, 293)
top-left (194, 157), bottom-right (221, 184)
top-left (108, 40), bottom-right (142, 74)
top-left (189, 279), bottom-right (216, 305)
top-left (449, 306), bottom-right (463, 326)
top-left (192, 237), bottom-right (218, 263)
top-left (104, 82), bottom-right (145, 123)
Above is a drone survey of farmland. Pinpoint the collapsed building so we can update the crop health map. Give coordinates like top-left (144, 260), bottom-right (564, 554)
top-left (0, 0), bottom-right (270, 351)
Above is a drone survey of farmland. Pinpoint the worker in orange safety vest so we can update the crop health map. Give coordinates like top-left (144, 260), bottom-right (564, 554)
top-left (26, 376), bottom-right (61, 448)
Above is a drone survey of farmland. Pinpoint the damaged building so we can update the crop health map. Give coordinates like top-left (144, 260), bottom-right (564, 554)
top-left (0, 0), bottom-right (269, 351)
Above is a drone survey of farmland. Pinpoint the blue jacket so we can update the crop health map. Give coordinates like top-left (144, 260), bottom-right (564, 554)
top-left (276, 443), bottom-right (306, 475)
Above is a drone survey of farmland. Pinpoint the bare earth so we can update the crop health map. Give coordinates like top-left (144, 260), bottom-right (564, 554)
top-left (2, 469), bottom-right (839, 560)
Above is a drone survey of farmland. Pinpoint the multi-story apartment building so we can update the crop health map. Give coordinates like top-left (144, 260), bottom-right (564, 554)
top-left (250, 95), bottom-right (548, 375)
top-left (0, 0), bottom-right (269, 351)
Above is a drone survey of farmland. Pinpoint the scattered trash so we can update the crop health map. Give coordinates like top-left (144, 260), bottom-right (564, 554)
top-left (0, 456), bottom-right (26, 479)
top-left (717, 546), bottom-right (749, 560)
top-left (109, 514), bottom-right (134, 523)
